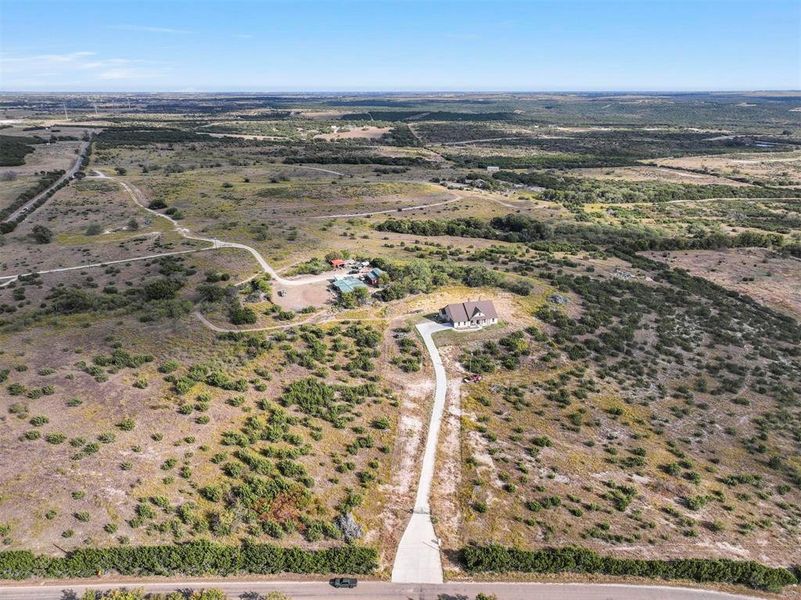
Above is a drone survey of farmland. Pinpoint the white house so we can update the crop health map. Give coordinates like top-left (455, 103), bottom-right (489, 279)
top-left (440, 300), bottom-right (498, 329)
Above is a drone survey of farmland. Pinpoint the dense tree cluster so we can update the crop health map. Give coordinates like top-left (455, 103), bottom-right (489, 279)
top-left (494, 170), bottom-right (796, 207)
top-left (95, 128), bottom-right (215, 148)
top-left (0, 134), bottom-right (42, 166)
top-left (376, 214), bottom-right (784, 253)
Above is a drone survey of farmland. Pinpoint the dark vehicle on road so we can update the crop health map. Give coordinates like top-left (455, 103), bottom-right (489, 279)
top-left (330, 577), bottom-right (358, 588)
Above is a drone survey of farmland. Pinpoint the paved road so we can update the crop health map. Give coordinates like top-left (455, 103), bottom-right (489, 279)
top-left (3, 140), bottom-right (90, 223)
top-left (0, 580), bottom-right (761, 600)
top-left (391, 320), bottom-right (450, 584)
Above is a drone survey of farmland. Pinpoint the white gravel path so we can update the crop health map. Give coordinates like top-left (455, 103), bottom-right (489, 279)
top-left (391, 319), bottom-right (450, 584)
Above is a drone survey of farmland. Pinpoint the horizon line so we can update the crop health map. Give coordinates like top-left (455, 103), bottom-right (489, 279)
top-left (2, 89), bottom-right (800, 95)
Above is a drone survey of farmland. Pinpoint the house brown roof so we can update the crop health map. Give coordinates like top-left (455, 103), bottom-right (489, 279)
top-left (443, 300), bottom-right (498, 323)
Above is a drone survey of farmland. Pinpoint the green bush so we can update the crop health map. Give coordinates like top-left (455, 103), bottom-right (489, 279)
top-left (459, 544), bottom-right (796, 592)
top-left (0, 540), bottom-right (378, 579)
top-left (229, 303), bottom-right (257, 325)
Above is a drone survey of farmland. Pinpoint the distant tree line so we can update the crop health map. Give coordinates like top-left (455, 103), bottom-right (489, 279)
top-left (444, 126), bottom-right (800, 167)
top-left (375, 214), bottom-right (785, 253)
top-left (447, 153), bottom-right (633, 170)
top-left (340, 110), bottom-right (516, 122)
top-left (284, 154), bottom-right (427, 166)
top-left (95, 127), bottom-right (237, 148)
top-left (493, 170), bottom-right (797, 205)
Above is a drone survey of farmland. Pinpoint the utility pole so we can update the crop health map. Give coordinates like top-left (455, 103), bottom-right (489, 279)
top-left (63, 102), bottom-right (68, 120)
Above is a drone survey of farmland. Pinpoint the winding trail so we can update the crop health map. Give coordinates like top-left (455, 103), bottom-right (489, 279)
top-left (193, 310), bottom-right (320, 333)
top-left (592, 195), bottom-right (801, 207)
top-left (193, 311), bottom-right (384, 334)
top-left (1, 171), bottom-right (471, 292)
top-left (292, 165), bottom-right (346, 177)
top-left (439, 136), bottom-right (526, 146)
top-left (311, 193), bottom-right (463, 220)
top-left (0, 248), bottom-right (211, 286)
top-left (391, 319), bottom-right (450, 584)
top-left (94, 171), bottom-right (334, 287)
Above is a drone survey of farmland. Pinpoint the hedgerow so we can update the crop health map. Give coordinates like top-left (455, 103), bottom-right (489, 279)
top-left (375, 214), bottom-right (784, 253)
top-left (0, 540), bottom-right (377, 579)
top-left (459, 544), bottom-right (797, 592)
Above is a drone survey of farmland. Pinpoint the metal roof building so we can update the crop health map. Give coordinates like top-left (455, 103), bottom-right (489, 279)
top-left (332, 276), bottom-right (368, 295)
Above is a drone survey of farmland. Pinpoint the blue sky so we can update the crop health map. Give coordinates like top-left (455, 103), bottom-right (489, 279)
top-left (1, 0), bottom-right (799, 92)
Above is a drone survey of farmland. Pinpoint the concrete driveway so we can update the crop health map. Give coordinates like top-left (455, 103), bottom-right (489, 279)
top-left (391, 319), bottom-right (450, 584)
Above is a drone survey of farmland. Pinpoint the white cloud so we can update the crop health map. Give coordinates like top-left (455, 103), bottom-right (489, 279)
top-left (1, 51), bottom-right (97, 71)
top-left (0, 51), bottom-right (170, 89)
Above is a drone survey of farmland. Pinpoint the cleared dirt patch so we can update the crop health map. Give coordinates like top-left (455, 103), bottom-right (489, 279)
top-left (654, 151), bottom-right (801, 187)
top-left (574, 165), bottom-right (749, 187)
top-left (645, 248), bottom-right (801, 318)
top-left (273, 279), bottom-right (333, 311)
top-left (314, 126), bottom-right (392, 141)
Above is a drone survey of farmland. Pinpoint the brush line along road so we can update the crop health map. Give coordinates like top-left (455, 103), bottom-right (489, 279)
top-left (2, 141), bottom-right (91, 224)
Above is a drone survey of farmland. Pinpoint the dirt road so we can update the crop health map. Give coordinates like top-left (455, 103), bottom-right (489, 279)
top-left (310, 193), bottom-right (463, 219)
top-left (0, 248), bottom-right (211, 285)
top-left (95, 171), bottom-right (335, 287)
top-left (3, 140), bottom-right (91, 224)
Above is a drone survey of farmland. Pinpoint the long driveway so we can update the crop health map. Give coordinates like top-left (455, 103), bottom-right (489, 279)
top-left (3, 140), bottom-right (91, 223)
top-left (391, 319), bottom-right (449, 584)
top-left (0, 580), bottom-right (761, 600)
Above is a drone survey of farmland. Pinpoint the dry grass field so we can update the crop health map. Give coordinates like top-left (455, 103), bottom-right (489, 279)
top-left (431, 257), bottom-right (801, 568)
top-left (645, 248), bottom-right (801, 318)
top-left (654, 151), bottom-right (801, 188)
top-left (1, 93), bottom-right (800, 591)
